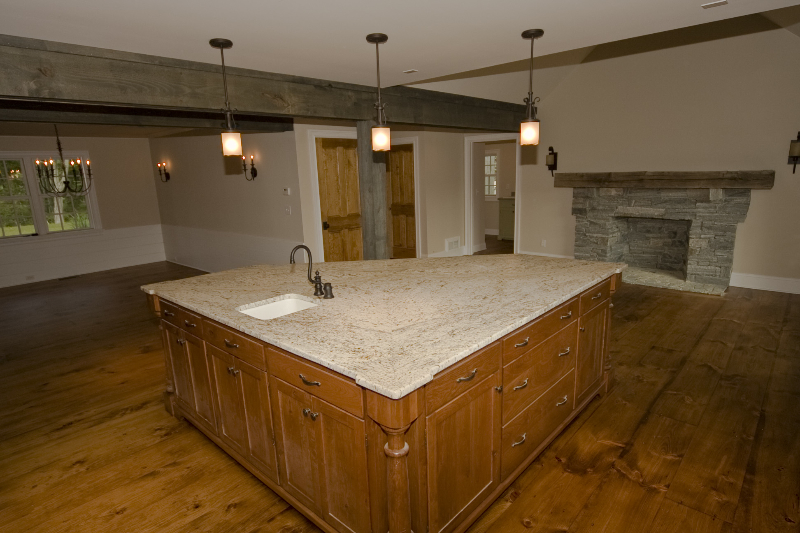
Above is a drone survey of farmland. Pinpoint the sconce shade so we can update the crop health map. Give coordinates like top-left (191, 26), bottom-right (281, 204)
top-left (372, 127), bottom-right (391, 151)
top-left (790, 139), bottom-right (800, 158)
top-left (221, 132), bottom-right (243, 156)
top-left (520, 120), bottom-right (540, 146)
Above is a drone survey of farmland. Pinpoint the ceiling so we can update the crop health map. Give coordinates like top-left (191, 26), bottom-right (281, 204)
top-left (2, 0), bottom-right (799, 88)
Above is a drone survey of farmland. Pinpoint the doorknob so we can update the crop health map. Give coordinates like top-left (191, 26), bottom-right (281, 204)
top-left (322, 221), bottom-right (330, 230)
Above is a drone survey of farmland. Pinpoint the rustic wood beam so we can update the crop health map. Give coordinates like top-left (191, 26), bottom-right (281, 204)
top-left (0, 34), bottom-right (525, 131)
top-left (554, 171), bottom-right (775, 189)
top-left (357, 121), bottom-right (389, 260)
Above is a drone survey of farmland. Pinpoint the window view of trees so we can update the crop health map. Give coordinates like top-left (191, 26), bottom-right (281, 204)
top-left (0, 160), bottom-right (36, 237)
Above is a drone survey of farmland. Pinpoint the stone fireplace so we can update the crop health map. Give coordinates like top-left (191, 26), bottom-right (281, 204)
top-left (555, 171), bottom-right (775, 294)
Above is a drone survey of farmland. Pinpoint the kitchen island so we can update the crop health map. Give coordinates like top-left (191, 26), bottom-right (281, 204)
top-left (142, 255), bottom-right (625, 533)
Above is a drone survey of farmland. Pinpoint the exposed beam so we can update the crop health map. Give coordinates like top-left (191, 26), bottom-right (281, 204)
top-left (554, 171), bottom-right (775, 189)
top-left (357, 121), bottom-right (389, 260)
top-left (0, 34), bottom-right (525, 131)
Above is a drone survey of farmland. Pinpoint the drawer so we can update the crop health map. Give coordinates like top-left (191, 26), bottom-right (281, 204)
top-left (267, 348), bottom-right (363, 418)
top-left (502, 298), bottom-right (578, 365)
top-left (203, 319), bottom-right (266, 371)
top-left (580, 277), bottom-right (612, 316)
top-left (160, 300), bottom-right (203, 334)
top-left (502, 321), bottom-right (577, 422)
top-left (501, 369), bottom-right (574, 480)
top-left (426, 341), bottom-right (502, 413)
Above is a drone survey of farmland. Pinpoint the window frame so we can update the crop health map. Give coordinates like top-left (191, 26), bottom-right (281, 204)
top-left (0, 151), bottom-right (102, 245)
top-left (484, 149), bottom-right (499, 200)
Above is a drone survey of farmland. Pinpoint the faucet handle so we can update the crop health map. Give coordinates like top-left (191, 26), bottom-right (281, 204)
top-left (323, 283), bottom-right (334, 299)
top-left (313, 271), bottom-right (325, 297)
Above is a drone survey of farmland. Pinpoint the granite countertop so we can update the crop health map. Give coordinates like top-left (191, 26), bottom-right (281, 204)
top-left (142, 255), bottom-right (625, 399)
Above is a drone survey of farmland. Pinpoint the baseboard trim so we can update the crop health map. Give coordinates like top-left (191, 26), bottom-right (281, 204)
top-left (472, 243), bottom-right (487, 253)
top-left (729, 272), bottom-right (800, 295)
top-left (427, 246), bottom-right (466, 258)
top-left (484, 229), bottom-right (499, 236)
top-left (517, 250), bottom-right (574, 259)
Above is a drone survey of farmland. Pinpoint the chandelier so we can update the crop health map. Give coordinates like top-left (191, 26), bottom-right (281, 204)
top-left (34, 125), bottom-right (92, 196)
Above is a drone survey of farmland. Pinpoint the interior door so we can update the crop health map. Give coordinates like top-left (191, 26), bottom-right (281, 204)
top-left (315, 138), bottom-right (363, 262)
top-left (386, 144), bottom-right (416, 258)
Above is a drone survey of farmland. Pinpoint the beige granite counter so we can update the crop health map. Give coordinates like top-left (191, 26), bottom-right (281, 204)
top-left (142, 255), bottom-right (625, 399)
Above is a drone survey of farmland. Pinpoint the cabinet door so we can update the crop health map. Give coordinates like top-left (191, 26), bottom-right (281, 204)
top-left (575, 300), bottom-right (610, 406)
top-left (185, 331), bottom-right (218, 434)
top-left (162, 321), bottom-right (195, 413)
top-left (427, 371), bottom-right (502, 533)
top-left (271, 377), bottom-right (322, 514)
top-left (239, 359), bottom-right (279, 484)
top-left (209, 345), bottom-right (248, 456)
top-left (313, 396), bottom-right (371, 533)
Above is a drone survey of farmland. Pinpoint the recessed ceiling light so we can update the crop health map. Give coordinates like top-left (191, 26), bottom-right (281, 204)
top-left (403, 69), bottom-right (418, 74)
top-left (701, 0), bottom-right (728, 8)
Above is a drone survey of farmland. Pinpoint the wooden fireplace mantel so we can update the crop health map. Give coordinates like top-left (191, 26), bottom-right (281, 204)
top-left (553, 170), bottom-right (774, 189)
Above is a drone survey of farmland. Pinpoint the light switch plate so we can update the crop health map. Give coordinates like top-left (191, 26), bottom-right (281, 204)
top-left (285, 206), bottom-right (291, 215)
top-left (283, 188), bottom-right (291, 196)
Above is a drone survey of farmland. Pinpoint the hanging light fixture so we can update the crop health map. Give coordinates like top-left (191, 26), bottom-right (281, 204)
top-left (210, 38), bottom-right (243, 157)
top-left (34, 124), bottom-right (93, 197)
top-left (520, 29), bottom-right (544, 146)
top-left (366, 33), bottom-right (390, 151)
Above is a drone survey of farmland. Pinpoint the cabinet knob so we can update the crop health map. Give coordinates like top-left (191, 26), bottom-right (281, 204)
top-left (580, 327), bottom-right (585, 332)
top-left (309, 411), bottom-right (319, 421)
top-left (227, 366), bottom-right (239, 376)
top-left (177, 338), bottom-right (186, 345)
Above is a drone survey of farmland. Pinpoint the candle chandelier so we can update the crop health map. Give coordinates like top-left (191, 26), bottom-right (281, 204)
top-left (520, 29), bottom-right (544, 146)
top-left (34, 124), bottom-right (93, 197)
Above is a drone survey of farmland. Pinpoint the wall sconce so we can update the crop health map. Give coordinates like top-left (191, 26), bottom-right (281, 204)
top-left (546, 147), bottom-right (558, 176)
top-left (367, 33), bottom-right (391, 151)
top-left (790, 132), bottom-right (800, 174)
top-left (242, 155), bottom-right (257, 181)
top-left (157, 162), bottom-right (171, 182)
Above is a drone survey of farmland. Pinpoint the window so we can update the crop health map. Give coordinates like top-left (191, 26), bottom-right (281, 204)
top-left (0, 153), bottom-right (97, 240)
top-left (484, 152), bottom-right (498, 196)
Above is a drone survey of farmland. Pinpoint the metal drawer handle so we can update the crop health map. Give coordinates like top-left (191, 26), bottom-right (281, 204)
top-left (513, 378), bottom-right (529, 391)
top-left (184, 320), bottom-right (197, 328)
top-left (224, 339), bottom-right (239, 349)
top-left (227, 366), bottom-right (239, 376)
top-left (163, 310), bottom-right (175, 317)
top-left (299, 374), bottom-right (321, 387)
top-left (558, 347), bottom-right (571, 357)
top-left (515, 338), bottom-right (529, 348)
top-left (176, 338), bottom-right (186, 346)
top-left (591, 292), bottom-right (603, 300)
top-left (456, 369), bottom-right (478, 383)
top-left (560, 310), bottom-right (572, 320)
top-left (512, 433), bottom-right (526, 447)
top-left (556, 395), bottom-right (568, 406)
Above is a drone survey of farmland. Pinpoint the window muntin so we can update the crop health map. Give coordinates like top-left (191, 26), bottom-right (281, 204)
top-left (484, 153), bottom-right (497, 196)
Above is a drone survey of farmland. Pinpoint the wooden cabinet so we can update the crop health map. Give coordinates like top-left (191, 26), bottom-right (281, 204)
top-left (426, 371), bottom-right (502, 533)
top-left (162, 321), bottom-right (195, 414)
top-left (575, 299), bottom-right (610, 407)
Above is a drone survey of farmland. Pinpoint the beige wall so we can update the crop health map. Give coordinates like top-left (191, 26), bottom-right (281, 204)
top-left (419, 130), bottom-right (466, 255)
top-left (416, 19), bottom-right (800, 279)
top-left (0, 135), bottom-right (161, 229)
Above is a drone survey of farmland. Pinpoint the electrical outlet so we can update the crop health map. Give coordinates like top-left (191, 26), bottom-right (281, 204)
top-left (285, 206), bottom-right (292, 215)
top-left (283, 187), bottom-right (291, 196)
top-left (541, 239), bottom-right (547, 248)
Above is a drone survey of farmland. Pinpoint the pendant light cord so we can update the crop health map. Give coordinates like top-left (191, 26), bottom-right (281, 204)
top-left (527, 37), bottom-right (535, 120)
top-left (219, 47), bottom-right (236, 131)
top-left (375, 43), bottom-right (385, 126)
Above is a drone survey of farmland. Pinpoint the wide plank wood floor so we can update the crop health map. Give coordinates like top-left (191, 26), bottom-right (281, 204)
top-left (0, 262), bottom-right (797, 532)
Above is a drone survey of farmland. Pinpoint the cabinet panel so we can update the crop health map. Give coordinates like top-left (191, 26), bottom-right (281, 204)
top-left (427, 372), bottom-right (502, 533)
top-left (579, 278), bottom-right (612, 316)
top-left (204, 319), bottom-right (266, 371)
top-left (426, 341), bottom-right (501, 413)
top-left (185, 331), bottom-right (218, 434)
top-left (239, 359), bottom-right (279, 484)
top-left (208, 345), bottom-right (248, 456)
top-left (162, 321), bottom-right (195, 413)
top-left (502, 297), bottom-right (579, 365)
top-left (575, 300), bottom-right (609, 407)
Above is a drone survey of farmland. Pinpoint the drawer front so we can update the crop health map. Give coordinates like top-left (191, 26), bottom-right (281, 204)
top-left (501, 369), bottom-right (574, 480)
top-left (426, 341), bottom-right (502, 413)
top-left (580, 277), bottom-right (612, 316)
top-left (203, 319), bottom-right (266, 371)
top-left (160, 300), bottom-right (203, 334)
top-left (502, 321), bottom-right (578, 422)
top-left (502, 298), bottom-right (578, 365)
top-left (267, 348), bottom-right (363, 418)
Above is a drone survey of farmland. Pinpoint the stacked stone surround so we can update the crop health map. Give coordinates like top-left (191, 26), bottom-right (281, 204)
top-left (572, 188), bottom-right (751, 287)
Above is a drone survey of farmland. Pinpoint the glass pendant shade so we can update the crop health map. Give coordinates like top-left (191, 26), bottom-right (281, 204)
top-left (372, 127), bottom-right (391, 151)
top-left (520, 120), bottom-right (540, 146)
top-left (221, 132), bottom-right (243, 156)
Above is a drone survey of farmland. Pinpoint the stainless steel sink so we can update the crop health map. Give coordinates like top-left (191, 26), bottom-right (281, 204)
top-left (237, 295), bottom-right (318, 320)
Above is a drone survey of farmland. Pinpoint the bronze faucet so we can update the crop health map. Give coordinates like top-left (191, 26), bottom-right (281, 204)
top-left (290, 245), bottom-right (334, 299)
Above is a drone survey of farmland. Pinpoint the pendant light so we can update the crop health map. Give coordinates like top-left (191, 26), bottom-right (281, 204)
top-left (367, 33), bottom-right (390, 151)
top-left (210, 38), bottom-right (243, 157)
top-left (520, 29), bottom-right (544, 146)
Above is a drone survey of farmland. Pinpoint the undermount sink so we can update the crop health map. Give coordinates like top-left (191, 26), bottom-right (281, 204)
top-left (238, 295), bottom-right (318, 320)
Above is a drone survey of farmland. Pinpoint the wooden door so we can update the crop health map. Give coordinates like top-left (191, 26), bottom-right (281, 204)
top-left (575, 300), bottom-right (610, 406)
top-left (313, 396), bottom-right (371, 533)
top-left (316, 138), bottom-right (363, 262)
top-left (162, 321), bottom-right (195, 414)
top-left (239, 359), bottom-right (280, 484)
top-left (386, 144), bottom-right (416, 258)
top-left (271, 377), bottom-right (322, 514)
top-left (208, 345), bottom-right (248, 456)
top-left (426, 372), bottom-right (502, 533)
top-left (185, 331), bottom-right (218, 434)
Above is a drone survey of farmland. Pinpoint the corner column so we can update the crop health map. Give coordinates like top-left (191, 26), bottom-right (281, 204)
top-left (356, 119), bottom-right (389, 260)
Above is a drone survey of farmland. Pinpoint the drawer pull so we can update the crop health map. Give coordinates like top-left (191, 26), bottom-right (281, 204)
top-left (227, 366), bottom-right (239, 376)
top-left (299, 374), bottom-right (321, 387)
top-left (511, 433), bottom-right (527, 447)
top-left (513, 378), bottom-right (529, 391)
top-left (558, 347), bottom-right (571, 357)
top-left (591, 292), bottom-right (603, 300)
top-left (224, 339), bottom-right (240, 349)
top-left (163, 310), bottom-right (175, 317)
top-left (495, 385), bottom-right (504, 392)
top-left (560, 310), bottom-right (572, 320)
top-left (176, 338), bottom-right (186, 346)
top-left (456, 369), bottom-right (478, 383)
top-left (184, 320), bottom-right (197, 328)
top-left (515, 338), bottom-right (529, 348)
top-left (303, 408), bottom-right (311, 417)
top-left (556, 395), bottom-right (569, 406)
top-left (309, 411), bottom-right (319, 421)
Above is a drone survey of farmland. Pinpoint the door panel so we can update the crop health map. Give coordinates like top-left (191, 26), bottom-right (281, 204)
top-left (316, 138), bottom-right (363, 262)
top-left (208, 345), bottom-right (247, 456)
top-left (162, 321), bottom-right (195, 413)
top-left (575, 300), bottom-right (609, 406)
top-left (185, 332), bottom-right (218, 434)
top-left (239, 359), bottom-right (279, 483)
top-left (387, 144), bottom-right (416, 259)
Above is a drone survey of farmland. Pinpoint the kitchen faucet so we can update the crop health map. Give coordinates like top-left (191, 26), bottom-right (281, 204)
top-left (289, 245), bottom-right (334, 299)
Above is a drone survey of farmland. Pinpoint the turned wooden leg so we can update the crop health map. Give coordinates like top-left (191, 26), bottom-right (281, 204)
top-left (382, 424), bottom-right (413, 533)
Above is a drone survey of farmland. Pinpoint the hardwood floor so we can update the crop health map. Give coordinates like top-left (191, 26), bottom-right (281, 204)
top-left (1, 262), bottom-right (797, 532)
top-left (474, 235), bottom-right (514, 255)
